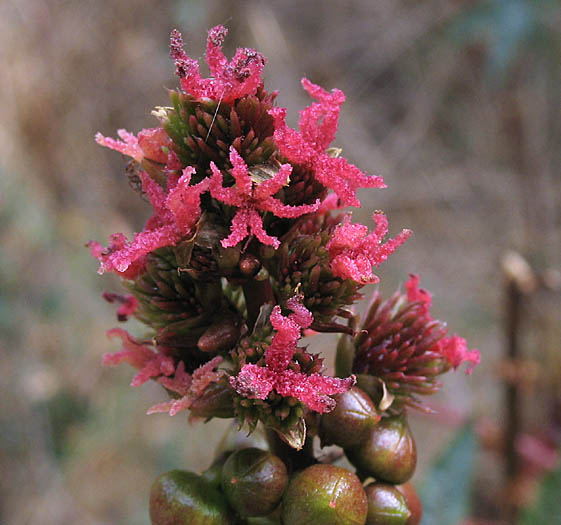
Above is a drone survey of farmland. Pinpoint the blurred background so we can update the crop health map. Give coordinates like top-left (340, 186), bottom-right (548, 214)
top-left (1, 1), bottom-right (560, 523)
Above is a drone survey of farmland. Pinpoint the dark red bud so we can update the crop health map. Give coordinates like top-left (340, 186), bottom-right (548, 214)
top-left (239, 254), bottom-right (262, 277)
top-left (197, 315), bottom-right (241, 353)
top-left (346, 415), bottom-right (417, 484)
top-left (189, 382), bottom-right (235, 419)
top-left (281, 464), bottom-right (368, 525)
top-left (221, 448), bottom-right (288, 517)
top-left (149, 470), bottom-right (234, 524)
top-left (320, 387), bottom-right (381, 448)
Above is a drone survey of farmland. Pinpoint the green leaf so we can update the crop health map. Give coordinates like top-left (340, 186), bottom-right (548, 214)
top-left (518, 459), bottom-right (561, 524)
top-left (419, 424), bottom-right (477, 525)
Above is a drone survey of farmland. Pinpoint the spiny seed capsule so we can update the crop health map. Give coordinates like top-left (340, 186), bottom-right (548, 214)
top-left (364, 483), bottom-right (411, 525)
top-left (320, 387), bottom-right (381, 448)
top-left (346, 415), bottom-right (417, 485)
top-left (221, 447), bottom-right (288, 517)
top-left (281, 464), bottom-right (368, 525)
top-left (149, 470), bottom-right (234, 525)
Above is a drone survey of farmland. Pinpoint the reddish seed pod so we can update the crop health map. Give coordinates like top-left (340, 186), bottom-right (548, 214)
top-left (397, 483), bottom-right (422, 525)
top-left (320, 386), bottom-right (381, 448)
top-left (221, 447), bottom-right (288, 517)
top-left (364, 482), bottom-right (411, 525)
top-left (346, 415), bottom-right (417, 484)
top-left (149, 470), bottom-right (234, 525)
top-left (281, 464), bottom-right (368, 525)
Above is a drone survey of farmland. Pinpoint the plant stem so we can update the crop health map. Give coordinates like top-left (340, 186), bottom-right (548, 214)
top-left (243, 275), bottom-right (275, 330)
top-left (265, 427), bottom-right (316, 473)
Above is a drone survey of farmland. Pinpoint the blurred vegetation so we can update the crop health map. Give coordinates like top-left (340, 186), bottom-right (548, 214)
top-left (1, 0), bottom-right (560, 523)
top-left (419, 425), bottom-right (477, 525)
top-left (519, 462), bottom-right (561, 524)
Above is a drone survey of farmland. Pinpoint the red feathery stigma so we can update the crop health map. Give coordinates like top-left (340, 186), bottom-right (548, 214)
top-left (102, 292), bottom-right (139, 322)
top-left (95, 127), bottom-right (171, 164)
top-left (170, 26), bottom-right (265, 104)
top-left (89, 167), bottom-right (208, 277)
top-left (270, 79), bottom-right (385, 207)
top-left (230, 296), bottom-right (354, 413)
top-left (210, 147), bottom-right (319, 249)
top-left (327, 212), bottom-right (411, 284)
top-left (102, 328), bottom-right (175, 387)
top-left (148, 357), bottom-right (224, 416)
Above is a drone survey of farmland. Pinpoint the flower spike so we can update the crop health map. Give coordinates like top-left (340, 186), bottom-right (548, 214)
top-left (352, 275), bottom-right (480, 411)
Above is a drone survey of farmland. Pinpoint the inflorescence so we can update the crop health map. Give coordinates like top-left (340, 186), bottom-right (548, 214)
top-left (91, 26), bottom-right (480, 525)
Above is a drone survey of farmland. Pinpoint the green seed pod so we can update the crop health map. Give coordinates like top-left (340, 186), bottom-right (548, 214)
top-left (320, 387), bottom-right (381, 448)
top-left (346, 415), bottom-right (417, 485)
top-left (281, 464), bottom-right (368, 525)
top-left (221, 448), bottom-right (288, 517)
top-left (397, 483), bottom-right (422, 525)
top-left (364, 483), bottom-right (411, 525)
top-left (149, 470), bottom-right (234, 525)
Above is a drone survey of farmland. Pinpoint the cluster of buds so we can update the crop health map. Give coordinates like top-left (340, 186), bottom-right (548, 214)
top-left (91, 26), bottom-right (480, 524)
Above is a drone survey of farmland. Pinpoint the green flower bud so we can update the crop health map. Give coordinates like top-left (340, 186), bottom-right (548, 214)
top-left (320, 387), bottom-right (381, 448)
top-left (364, 483), bottom-right (411, 525)
top-left (346, 416), bottom-right (417, 485)
top-left (281, 464), bottom-right (368, 525)
top-left (221, 448), bottom-right (288, 517)
top-left (149, 470), bottom-right (234, 525)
